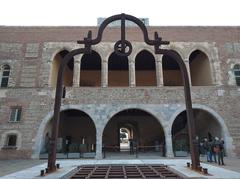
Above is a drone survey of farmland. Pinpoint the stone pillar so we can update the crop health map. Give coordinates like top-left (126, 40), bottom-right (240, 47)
top-left (156, 55), bottom-right (163, 87)
top-left (102, 60), bottom-right (108, 87)
top-left (184, 59), bottom-right (192, 86)
top-left (129, 60), bottom-right (136, 87)
top-left (95, 128), bottom-right (103, 159)
top-left (73, 56), bottom-right (81, 87)
top-left (165, 132), bottom-right (174, 158)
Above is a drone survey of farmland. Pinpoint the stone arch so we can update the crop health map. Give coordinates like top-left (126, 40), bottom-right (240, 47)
top-left (49, 49), bottom-right (74, 87)
top-left (132, 46), bottom-right (156, 61)
top-left (187, 46), bottom-right (212, 60)
top-left (102, 108), bottom-right (166, 156)
top-left (0, 130), bottom-right (22, 150)
top-left (135, 49), bottom-right (157, 86)
top-left (105, 106), bottom-right (165, 131)
top-left (189, 49), bottom-right (213, 85)
top-left (32, 105), bottom-right (97, 158)
top-left (168, 45), bottom-right (185, 60)
top-left (169, 104), bottom-right (234, 156)
top-left (49, 47), bottom-right (73, 63)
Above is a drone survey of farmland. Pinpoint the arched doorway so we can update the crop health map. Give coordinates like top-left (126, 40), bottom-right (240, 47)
top-left (135, 50), bottom-right (156, 86)
top-left (41, 109), bottom-right (96, 159)
top-left (189, 50), bottom-right (212, 86)
top-left (171, 109), bottom-right (222, 157)
top-left (103, 109), bottom-right (165, 158)
top-left (50, 50), bottom-right (74, 87)
top-left (80, 50), bottom-right (101, 86)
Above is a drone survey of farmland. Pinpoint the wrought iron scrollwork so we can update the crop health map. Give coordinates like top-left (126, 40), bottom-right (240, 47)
top-left (77, 13), bottom-right (169, 56)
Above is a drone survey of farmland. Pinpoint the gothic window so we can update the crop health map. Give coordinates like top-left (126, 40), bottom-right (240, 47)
top-left (0, 65), bottom-right (10, 87)
top-left (233, 64), bottom-right (240, 86)
top-left (9, 107), bottom-right (22, 122)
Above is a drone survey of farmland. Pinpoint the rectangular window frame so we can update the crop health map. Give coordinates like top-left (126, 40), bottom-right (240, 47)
top-left (9, 107), bottom-right (22, 122)
top-left (234, 69), bottom-right (240, 86)
top-left (7, 135), bottom-right (17, 146)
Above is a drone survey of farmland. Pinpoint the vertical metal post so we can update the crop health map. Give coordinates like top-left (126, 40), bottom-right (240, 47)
top-left (162, 50), bottom-right (200, 170)
top-left (47, 49), bottom-right (86, 172)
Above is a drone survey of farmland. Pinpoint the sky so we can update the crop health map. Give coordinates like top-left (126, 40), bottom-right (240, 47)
top-left (0, 0), bottom-right (240, 26)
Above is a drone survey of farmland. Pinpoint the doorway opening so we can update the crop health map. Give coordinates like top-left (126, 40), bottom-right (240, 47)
top-left (102, 109), bottom-right (165, 158)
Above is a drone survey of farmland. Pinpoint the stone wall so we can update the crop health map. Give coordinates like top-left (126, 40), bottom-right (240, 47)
top-left (0, 26), bottom-right (240, 159)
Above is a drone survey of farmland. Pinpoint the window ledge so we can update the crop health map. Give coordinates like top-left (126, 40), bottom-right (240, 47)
top-left (8, 121), bottom-right (20, 123)
top-left (2, 146), bottom-right (17, 150)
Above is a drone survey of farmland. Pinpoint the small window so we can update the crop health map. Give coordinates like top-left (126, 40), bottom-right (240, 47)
top-left (0, 65), bottom-right (10, 87)
top-left (9, 107), bottom-right (22, 122)
top-left (233, 64), bottom-right (240, 86)
top-left (6, 135), bottom-right (17, 147)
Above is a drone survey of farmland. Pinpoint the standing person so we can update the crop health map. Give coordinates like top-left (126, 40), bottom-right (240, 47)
top-left (212, 137), bottom-right (218, 163)
top-left (218, 138), bottom-right (225, 165)
top-left (203, 138), bottom-right (210, 162)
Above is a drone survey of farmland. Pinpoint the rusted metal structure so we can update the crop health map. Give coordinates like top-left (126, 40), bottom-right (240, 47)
top-left (71, 165), bottom-right (184, 178)
top-left (48, 13), bottom-right (200, 172)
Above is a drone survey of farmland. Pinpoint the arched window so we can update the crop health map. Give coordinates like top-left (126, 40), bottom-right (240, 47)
top-left (189, 50), bottom-right (212, 86)
top-left (233, 64), bottom-right (240, 86)
top-left (162, 51), bottom-right (183, 86)
top-left (50, 50), bottom-right (74, 87)
top-left (80, 51), bottom-right (101, 86)
top-left (135, 50), bottom-right (156, 86)
top-left (108, 52), bottom-right (128, 86)
top-left (0, 65), bottom-right (10, 87)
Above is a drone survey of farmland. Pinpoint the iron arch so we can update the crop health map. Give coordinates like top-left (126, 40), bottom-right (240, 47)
top-left (48, 13), bottom-right (199, 171)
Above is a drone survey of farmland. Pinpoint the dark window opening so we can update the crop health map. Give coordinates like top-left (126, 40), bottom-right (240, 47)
top-left (234, 64), bottom-right (240, 86)
top-left (162, 52), bottom-right (183, 86)
top-left (80, 51), bottom-right (101, 86)
top-left (108, 52), bottom-right (129, 86)
top-left (1, 65), bottom-right (10, 87)
top-left (189, 50), bottom-right (212, 86)
top-left (10, 107), bottom-right (22, 122)
top-left (135, 50), bottom-right (156, 86)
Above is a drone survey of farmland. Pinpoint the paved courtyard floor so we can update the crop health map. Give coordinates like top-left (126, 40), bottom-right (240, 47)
top-left (0, 157), bottom-right (239, 178)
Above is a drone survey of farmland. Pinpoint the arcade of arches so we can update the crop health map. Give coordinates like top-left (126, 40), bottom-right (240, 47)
top-left (49, 49), bottom-right (213, 87)
top-left (40, 107), bottom-right (224, 159)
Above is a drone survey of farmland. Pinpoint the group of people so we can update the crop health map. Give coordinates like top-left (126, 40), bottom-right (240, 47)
top-left (199, 136), bottom-right (225, 165)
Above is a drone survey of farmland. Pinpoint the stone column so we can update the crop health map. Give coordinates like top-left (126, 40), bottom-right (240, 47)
top-left (102, 60), bottom-right (108, 87)
top-left (184, 59), bottom-right (192, 86)
top-left (156, 55), bottom-right (163, 87)
top-left (129, 60), bottom-right (136, 87)
top-left (165, 132), bottom-right (174, 157)
top-left (73, 56), bottom-right (81, 87)
top-left (95, 128), bottom-right (103, 159)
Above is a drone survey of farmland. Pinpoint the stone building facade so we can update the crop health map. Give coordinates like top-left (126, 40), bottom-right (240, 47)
top-left (0, 26), bottom-right (239, 159)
